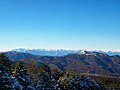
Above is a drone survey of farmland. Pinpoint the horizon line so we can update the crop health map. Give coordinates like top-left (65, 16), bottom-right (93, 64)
top-left (0, 47), bottom-right (120, 52)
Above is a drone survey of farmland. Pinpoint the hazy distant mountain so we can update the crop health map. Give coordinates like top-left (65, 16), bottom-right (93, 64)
top-left (4, 51), bottom-right (40, 61)
top-left (13, 48), bottom-right (81, 56)
top-left (12, 48), bottom-right (120, 56)
top-left (4, 51), bottom-right (120, 76)
top-left (96, 50), bottom-right (120, 56)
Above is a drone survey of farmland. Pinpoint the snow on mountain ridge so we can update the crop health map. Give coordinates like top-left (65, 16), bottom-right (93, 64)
top-left (13, 48), bottom-right (80, 52)
top-left (12, 48), bottom-right (120, 56)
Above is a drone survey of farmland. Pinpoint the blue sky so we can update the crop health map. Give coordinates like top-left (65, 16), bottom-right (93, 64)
top-left (0, 0), bottom-right (120, 51)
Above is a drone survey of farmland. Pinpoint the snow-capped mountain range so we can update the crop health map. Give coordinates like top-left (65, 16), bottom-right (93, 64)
top-left (12, 48), bottom-right (120, 56)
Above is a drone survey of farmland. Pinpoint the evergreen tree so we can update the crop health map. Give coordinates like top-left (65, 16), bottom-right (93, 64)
top-left (35, 63), bottom-right (62, 90)
top-left (0, 53), bottom-right (12, 74)
top-left (0, 53), bottom-right (12, 89)
top-left (13, 61), bottom-right (35, 90)
top-left (26, 60), bottom-right (38, 83)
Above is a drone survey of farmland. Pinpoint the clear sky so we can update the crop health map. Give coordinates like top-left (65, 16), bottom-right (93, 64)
top-left (0, 0), bottom-right (120, 51)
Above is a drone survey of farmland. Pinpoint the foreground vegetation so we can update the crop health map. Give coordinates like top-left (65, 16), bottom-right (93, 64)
top-left (0, 53), bottom-right (119, 90)
top-left (80, 74), bottom-right (120, 90)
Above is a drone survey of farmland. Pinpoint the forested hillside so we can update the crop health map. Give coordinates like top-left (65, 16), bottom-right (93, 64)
top-left (4, 51), bottom-right (120, 77)
top-left (0, 53), bottom-right (120, 90)
top-left (39, 52), bottom-right (120, 77)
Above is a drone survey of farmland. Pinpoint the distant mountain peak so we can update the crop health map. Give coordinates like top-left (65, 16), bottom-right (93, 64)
top-left (12, 48), bottom-right (120, 56)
